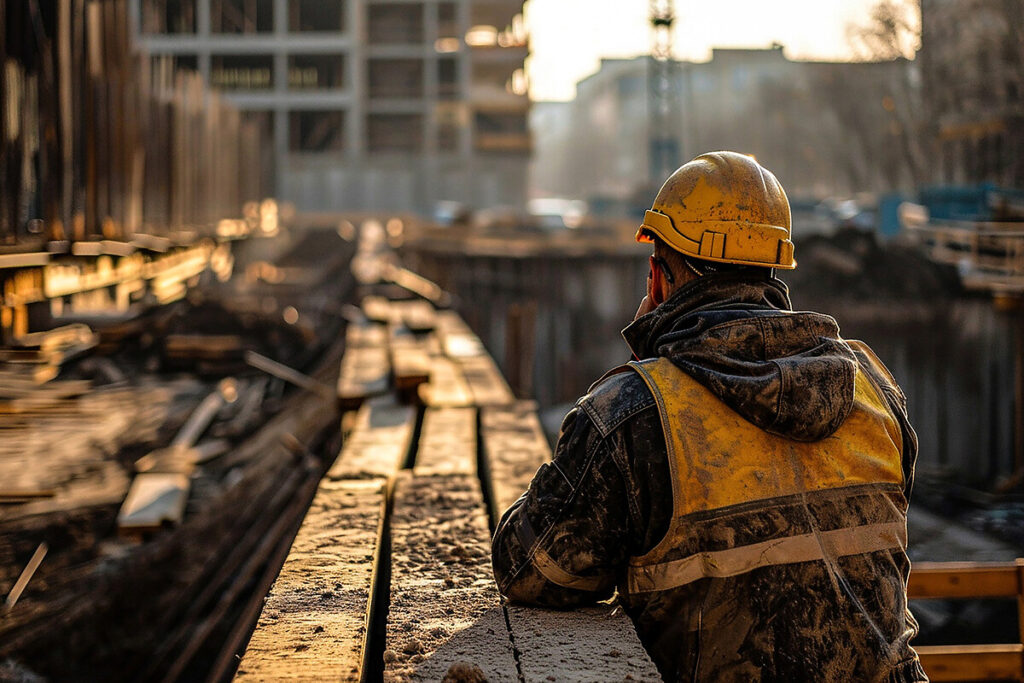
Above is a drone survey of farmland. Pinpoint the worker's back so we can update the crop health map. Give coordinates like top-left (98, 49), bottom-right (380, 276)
top-left (615, 352), bottom-right (924, 681)
top-left (492, 152), bottom-right (927, 681)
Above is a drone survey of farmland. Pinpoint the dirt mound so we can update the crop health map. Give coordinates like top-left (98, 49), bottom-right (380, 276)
top-left (783, 228), bottom-right (963, 302)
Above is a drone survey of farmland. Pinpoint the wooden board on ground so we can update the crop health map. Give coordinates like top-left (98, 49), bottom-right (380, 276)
top-left (418, 356), bottom-right (472, 408)
top-left (506, 604), bottom-right (663, 682)
top-left (480, 402), bottom-right (551, 521)
top-left (916, 644), bottom-right (1024, 682)
top-left (385, 473), bottom-right (518, 682)
top-left (414, 407), bottom-right (476, 476)
top-left (459, 354), bottom-right (515, 407)
top-left (117, 472), bottom-right (190, 535)
top-left (389, 300), bottom-right (437, 333)
top-left (345, 321), bottom-right (388, 349)
top-left (362, 296), bottom-right (392, 324)
top-left (337, 346), bottom-right (390, 409)
top-left (235, 479), bottom-right (387, 682)
top-left (327, 397), bottom-right (416, 480)
top-left (389, 327), bottom-right (432, 395)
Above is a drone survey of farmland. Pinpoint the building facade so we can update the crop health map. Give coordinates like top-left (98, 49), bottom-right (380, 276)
top-left (531, 47), bottom-right (920, 211)
top-left (131, 0), bottom-right (530, 214)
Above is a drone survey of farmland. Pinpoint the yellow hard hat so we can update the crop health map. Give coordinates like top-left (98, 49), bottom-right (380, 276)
top-left (636, 151), bottom-right (795, 269)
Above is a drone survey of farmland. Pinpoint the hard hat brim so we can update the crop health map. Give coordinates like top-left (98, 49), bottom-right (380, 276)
top-left (636, 210), bottom-right (796, 269)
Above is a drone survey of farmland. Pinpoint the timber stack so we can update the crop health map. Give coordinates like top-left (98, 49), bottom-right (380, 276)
top-left (233, 222), bottom-right (664, 682)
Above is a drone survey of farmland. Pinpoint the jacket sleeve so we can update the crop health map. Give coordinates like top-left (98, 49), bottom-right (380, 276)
top-left (849, 341), bottom-right (919, 502)
top-left (490, 405), bottom-right (634, 608)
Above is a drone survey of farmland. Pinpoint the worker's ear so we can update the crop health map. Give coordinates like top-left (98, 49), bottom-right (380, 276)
top-left (649, 255), bottom-right (667, 306)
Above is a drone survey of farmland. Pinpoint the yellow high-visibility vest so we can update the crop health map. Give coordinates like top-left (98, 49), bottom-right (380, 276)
top-left (624, 349), bottom-right (907, 595)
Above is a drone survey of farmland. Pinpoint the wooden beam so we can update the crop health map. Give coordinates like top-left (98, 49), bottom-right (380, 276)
top-left (326, 396), bottom-right (416, 480)
top-left (916, 644), bottom-right (1024, 682)
top-left (460, 354), bottom-right (515, 407)
top-left (389, 328), bottom-right (432, 398)
top-left (909, 562), bottom-right (1019, 599)
top-left (386, 473), bottom-right (518, 682)
top-left (116, 472), bottom-right (190, 536)
top-left (414, 407), bottom-right (476, 476)
top-left (418, 356), bottom-right (473, 408)
top-left (235, 479), bottom-right (388, 682)
top-left (480, 402), bottom-right (550, 522)
top-left (336, 346), bottom-right (390, 410)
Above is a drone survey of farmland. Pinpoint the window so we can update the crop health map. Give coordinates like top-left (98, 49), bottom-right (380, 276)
top-left (289, 111), bottom-right (346, 152)
top-left (475, 111), bottom-right (527, 135)
top-left (151, 54), bottom-right (199, 73)
top-left (211, 0), bottom-right (273, 34)
top-left (438, 2), bottom-right (458, 39)
top-left (438, 57), bottom-right (458, 99)
top-left (289, 0), bottom-right (345, 32)
top-left (368, 59), bottom-right (424, 99)
top-left (210, 55), bottom-right (274, 90)
top-left (368, 4), bottom-right (424, 44)
top-left (436, 104), bottom-right (463, 152)
top-left (289, 55), bottom-right (345, 89)
top-left (368, 114), bottom-right (423, 152)
top-left (141, 0), bottom-right (196, 33)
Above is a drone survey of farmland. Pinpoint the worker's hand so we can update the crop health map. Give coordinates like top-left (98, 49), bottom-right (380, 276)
top-left (634, 295), bottom-right (656, 320)
top-left (634, 272), bottom-right (657, 320)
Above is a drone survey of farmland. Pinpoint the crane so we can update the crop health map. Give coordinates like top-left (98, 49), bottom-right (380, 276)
top-left (648, 0), bottom-right (681, 187)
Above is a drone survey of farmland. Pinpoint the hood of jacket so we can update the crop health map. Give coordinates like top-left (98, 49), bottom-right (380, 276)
top-left (622, 272), bottom-right (857, 442)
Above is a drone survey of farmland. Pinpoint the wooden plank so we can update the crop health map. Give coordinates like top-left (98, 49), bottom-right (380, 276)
top-left (389, 327), bottom-right (432, 397)
top-left (418, 356), bottom-right (473, 408)
top-left (346, 321), bottom-right (388, 349)
top-left (117, 472), bottom-right (190, 535)
top-left (414, 407), bottom-right (476, 476)
top-left (362, 295), bottom-right (392, 324)
top-left (385, 473), bottom-right (518, 682)
top-left (337, 346), bottom-right (390, 410)
top-left (380, 264), bottom-right (449, 307)
top-left (480, 402), bottom-right (550, 521)
top-left (327, 396), bottom-right (416, 480)
top-left (235, 479), bottom-right (387, 682)
top-left (434, 310), bottom-right (514, 405)
top-left (389, 300), bottom-right (437, 333)
top-left (459, 354), bottom-right (515, 407)
top-left (909, 562), bottom-right (1020, 599)
top-left (507, 604), bottom-right (663, 682)
top-left (916, 644), bottom-right (1024, 681)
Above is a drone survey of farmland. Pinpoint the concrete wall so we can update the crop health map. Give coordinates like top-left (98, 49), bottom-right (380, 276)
top-left (405, 242), bottom-right (1019, 489)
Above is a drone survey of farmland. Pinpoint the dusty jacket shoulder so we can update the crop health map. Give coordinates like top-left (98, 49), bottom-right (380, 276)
top-left (578, 368), bottom-right (656, 438)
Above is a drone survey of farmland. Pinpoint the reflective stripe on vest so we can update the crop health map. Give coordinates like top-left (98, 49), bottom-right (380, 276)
top-left (625, 357), bottom-right (905, 593)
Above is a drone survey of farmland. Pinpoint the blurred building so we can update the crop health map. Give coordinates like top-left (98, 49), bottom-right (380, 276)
top-left (131, 0), bottom-right (530, 214)
top-left (531, 47), bottom-right (919, 213)
top-left (920, 0), bottom-right (1024, 188)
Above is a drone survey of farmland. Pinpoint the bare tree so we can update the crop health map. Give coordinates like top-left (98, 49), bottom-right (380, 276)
top-left (802, 0), bottom-right (930, 192)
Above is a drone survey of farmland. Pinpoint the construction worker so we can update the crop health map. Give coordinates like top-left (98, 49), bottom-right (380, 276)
top-left (491, 151), bottom-right (927, 681)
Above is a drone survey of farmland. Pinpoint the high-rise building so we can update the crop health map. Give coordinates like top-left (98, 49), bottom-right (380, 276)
top-left (131, 0), bottom-right (530, 214)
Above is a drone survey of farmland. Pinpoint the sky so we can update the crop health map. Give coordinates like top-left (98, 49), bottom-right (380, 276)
top-left (524, 0), bottom-right (905, 101)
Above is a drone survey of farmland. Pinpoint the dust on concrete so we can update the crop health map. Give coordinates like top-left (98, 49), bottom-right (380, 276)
top-left (507, 604), bottom-right (662, 682)
top-left (236, 479), bottom-right (386, 681)
top-left (385, 473), bottom-right (518, 682)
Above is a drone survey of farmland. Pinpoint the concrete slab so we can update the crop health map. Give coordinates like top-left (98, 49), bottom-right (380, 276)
top-left (235, 479), bottom-right (387, 682)
top-left (507, 604), bottom-right (662, 682)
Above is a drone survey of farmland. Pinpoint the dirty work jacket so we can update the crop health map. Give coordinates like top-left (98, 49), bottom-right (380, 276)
top-left (491, 272), bottom-right (927, 682)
